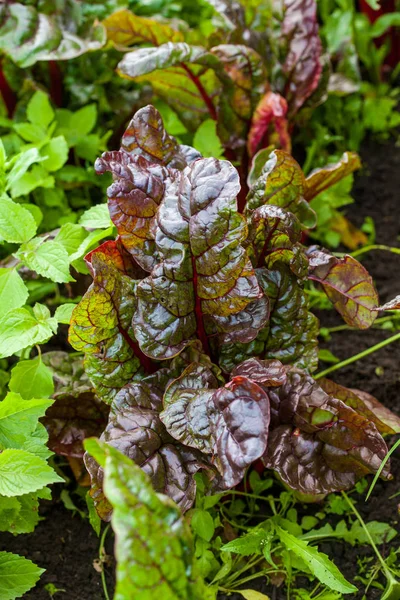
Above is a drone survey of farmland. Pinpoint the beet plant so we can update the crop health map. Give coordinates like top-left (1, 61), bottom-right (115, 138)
top-left (69, 105), bottom-right (400, 534)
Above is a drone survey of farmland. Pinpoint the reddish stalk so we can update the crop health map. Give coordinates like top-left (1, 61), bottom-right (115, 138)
top-left (180, 62), bottom-right (218, 121)
top-left (0, 64), bottom-right (16, 117)
top-left (190, 253), bottom-right (211, 357)
top-left (48, 61), bottom-right (63, 107)
top-left (118, 325), bottom-right (156, 374)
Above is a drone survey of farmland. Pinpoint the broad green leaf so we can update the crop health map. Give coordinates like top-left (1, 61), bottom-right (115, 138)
top-left (9, 358), bottom-right (54, 400)
top-left (0, 197), bottom-right (37, 243)
top-left (6, 148), bottom-right (42, 191)
top-left (103, 9), bottom-right (184, 47)
top-left (55, 303), bottom-right (76, 325)
top-left (41, 136), bottom-right (69, 172)
top-left (21, 204), bottom-right (43, 228)
top-left (0, 269), bottom-right (28, 313)
top-left (193, 119), bottom-right (224, 158)
top-left (0, 392), bottom-right (52, 451)
top-left (27, 91), bottom-right (54, 129)
top-left (9, 164), bottom-right (54, 198)
top-left (0, 492), bottom-right (41, 534)
top-left (191, 509), bottom-right (215, 542)
top-left (79, 204), bottom-right (113, 229)
top-left (276, 526), bottom-right (357, 594)
top-left (0, 449), bottom-right (62, 496)
top-left (13, 122), bottom-right (47, 144)
top-left (87, 440), bottom-right (208, 600)
top-left (238, 592), bottom-right (270, 600)
top-left (0, 552), bottom-right (44, 600)
top-left (0, 305), bottom-right (57, 358)
top-left (370, 13), bottom-right (400, 38)
top-left (55, 223), bottom-right (89, 256)
top-left (221, 529), bottom-right (267, 556)
top-left (70, 104), bottom-right (97, 136)
top-left (69, 226), bottom-right (114, 266)
top-left (18, 239), bottom-right (73, 283)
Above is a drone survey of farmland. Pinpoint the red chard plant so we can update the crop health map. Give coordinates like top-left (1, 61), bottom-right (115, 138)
top-left (69, 105), bottom-right (400, 521)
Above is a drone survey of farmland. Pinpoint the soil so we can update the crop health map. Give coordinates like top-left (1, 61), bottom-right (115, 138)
top-left (1, 138), bottom-right (399, 600)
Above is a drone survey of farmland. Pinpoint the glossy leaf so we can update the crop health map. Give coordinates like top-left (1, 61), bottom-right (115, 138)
top-left (247, 92), bottom-right (291, 158)
top-left (304, 152), bottom-right (362, 201)
top-left (0, 2), bottom-right (106, 68)
top-left (103, 9), bottom-right (184, 48)
top-left (85, 440), bottom-right (208, 600)
top-left (264, 369), bottom-right (390, 495)
top-left (68, 241), bottom-right (149, 403)
top-left (133, 158), bottom-right (264, 360)
top-left (282, 0), bottom-right (322, 115)
top-left (308, 251), bottom-right (379, 329)
top-left (245, 150), bottom-right (317, 229)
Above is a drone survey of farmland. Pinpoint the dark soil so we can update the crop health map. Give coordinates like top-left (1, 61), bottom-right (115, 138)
top-left (1, 138), bottom-right (399, 600)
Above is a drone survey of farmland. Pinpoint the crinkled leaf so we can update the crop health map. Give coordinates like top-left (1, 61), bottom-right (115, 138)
top-left (133, 158), bottom-right (264, 360)
top-left (219, 266), bottom-right (318, 373)
top-left (0, 552), bottom-right (44, 600)
top-left (86, 440), bottom-right (208, 600)
top-left (68, 241), bottom-right (148, 403)
top-left (304, 152), bottom-right (361, 201)
top-left (117, 43), bottom-right (223, 130)
top-left (319, 379), bottom-right (400, 435)
top-left (308, 251), bottom-right (378, 329)
top-left (231, 358), bottom-right (287, 388)
top-left (282, 0), bottom-right (322, 116)
top-left (264, 369), bottom-right (390, 495)
top-left (245, 150), bottom-right (316, 229)
top-left (247, 92), bottom-right (291, 158)
top-left (103, 8), bottom-right (184, 48)
top-left (276, 526), bottom-right (356, 594)
top-left (0, 2), bottom-right (106, 68)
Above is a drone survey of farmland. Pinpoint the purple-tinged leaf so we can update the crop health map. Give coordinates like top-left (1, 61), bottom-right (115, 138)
top-left (304, 152), bottom-right (361, 201)
top-left (84, 453), bottom-right (113, 521)
top-left (245, 150), bottom-right (317, 229)
top-left (349, 388), bottom-right (400, 435)
top-left (231, 357), bottom-right (287, 388)
top-left (247, 91), bottom-right (291, 159)
top-left (103, 9), bottom-right (184, 48)
top-left (264, 369), bottom-right (390, 495)
top-left (68, 241), bottom-right (152, 403)
top-left (308, 251), bottom-right (379, 329)
top-left (133, 157), bottom-right (264, 360)
top-left (282, 0), bottom-right (322, 115)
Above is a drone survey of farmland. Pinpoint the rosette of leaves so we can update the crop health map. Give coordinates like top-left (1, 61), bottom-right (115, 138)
top-left (67, 104), bottom-right (400, 519)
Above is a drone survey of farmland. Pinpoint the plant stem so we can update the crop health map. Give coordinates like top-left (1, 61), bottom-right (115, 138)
top-left (351, 244), bottom-right (400, 259)
top-left (99, 524), bottom-right (111, 600)
top-left (366, 438), bottom-right (400, 501)
top-left (321, 315), bottom-right (398, 335)
top-left (314, 331), bottom-right (400, 379)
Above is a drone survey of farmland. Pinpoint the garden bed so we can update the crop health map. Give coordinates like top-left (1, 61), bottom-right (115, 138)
top-left (1, 137), bottom-right (399, 600)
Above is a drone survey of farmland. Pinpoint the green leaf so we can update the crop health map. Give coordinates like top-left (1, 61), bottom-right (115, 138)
top-left (55, 223), bottom-right (89, 256)
top-left (21, 204), bottom-right (43, 228)
top-left (79, 204), bottom-right (113, 229)
top-left (191, 509), bottom-right (215, 542)
top-left (41, 136), bottom-right (69, 172)
top-left (6, 147), bottom-right (42, 192)
top-left (221, 529), bottom-right (267, 556)
top-left (86, 491), bottom-right (101, 537)
top-left (0, 392), bottom-right (52, 452)
top-left (9, 164), bottom-right (54, 198)
top-left (0, 551), bottom-right (44, 600)
top-left (0, 305), bottom-right (57, 358)
top-left (0, 449), bottom-right (62, 496)
top-left (370, 13), bottom-right (400, 38)
top-left (13, 122), bottom-right (47, 144)
top-left (0, 197), bottom-right (37, 243)
top-left (238, 592), bottom-right (271, 600)
top-left (55, 303), bottom-right (76, 325)
top-left (276, 526), bottom-right (357, 594)
top-left (18, 240), bottom-right (73, 283)
top-left (0, 492), bottom-right (42, 534)
top-left (193, 119), bottom-right (224, 158)
top-left (27, 91), bottom-right (54, 129)
top-left (0, 269), bottom-right (28, 313)
top-left (9, 358), bottom-right (54, 400)
top-left (70, 104), bottom-right (97, 136)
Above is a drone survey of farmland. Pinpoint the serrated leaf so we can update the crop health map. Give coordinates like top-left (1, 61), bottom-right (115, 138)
top-left (0, 449), bottom-right (62, 496)
top-left (9, 358), bottom-right (54, 400)
top-left (276, 526), bottom-right (357, 594)
top-left (54, 303), bottom-right (76, 325)
top-left (18, 240), bottom-right (73, 283)
top-left (55, 223), bottom-right (89, 256)
top-left (0, 392), bottom-right (53, 453)
top-left (0, 306), bottom-right (57, 358)
top-left (0, 197), bottom-right (37, 243)
top-left (79, 204), bottom-right (113, 229)
top-left (0, 269), bottom-right (28, 313)
top-left (0, 551), bottom-right (44, 600)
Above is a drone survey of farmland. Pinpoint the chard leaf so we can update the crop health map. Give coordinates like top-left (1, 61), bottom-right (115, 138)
top-left (68, 241), bottom-right (149, 403)
top-left (0, 2), bottom-right (106, 68)
top-left (264, 369), bottom-right (390, 495)
top-left (86, 440), bottom-right (208, 600)
top-left (282, 0), bottom-right (322, 115)
top-left (304, 152), bottom-right (361, 201)
top-left (247, 92), bottom-right (291, 158)
top-left (308, 251), bottom-right (378, 329)
top-left (219, 266), bottom-right (319, 373)
top-left (276, 526), bottom-right (357, 594)
top-left (133, 157), bottom-right (264, 360)
top-left (117, 43), bottom-right (223, 130)
top-left (245, 150), bottom-right (316, 229)
top-left (0, 552), bottom-right (44, 600)
top-left (103, 8), bottom-right (184, 47)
